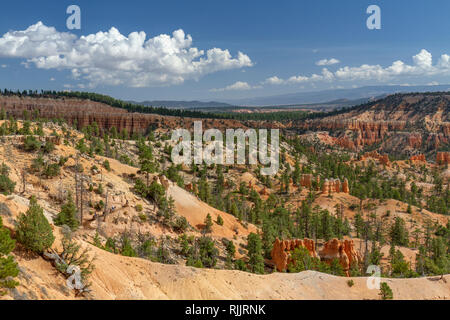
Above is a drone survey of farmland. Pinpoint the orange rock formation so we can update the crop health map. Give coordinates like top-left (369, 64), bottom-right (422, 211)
top-left (271, 238), bottom-right (362, 276)
top-left (361, 151), bottom-right (390, 166)
top-left (437, 152), bottom-right (450, 165)
top-left (300, 174), bottom-right (313, 188)
top-left (342, 178), bottom-right (349, 193)
top-left (410, 154), bottom-right (426, 163)
top-left (321, 178), bottom-right (349, 195)
top-left (319, 238), bottom-right (362, 277)
top-left (270, 238), bottom-right (319, 272)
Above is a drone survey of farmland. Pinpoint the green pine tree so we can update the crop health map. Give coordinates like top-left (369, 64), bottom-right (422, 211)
top-left (16, 196), bottom-right (55, 253)
top-left (246, 233), bottom-right (265, 274)
top-left (54, 193), bottom-right (79, 231)
top-left (204, 213), bottom-right (213, 234)
top-left (0, 217), bottom-right (19, 292)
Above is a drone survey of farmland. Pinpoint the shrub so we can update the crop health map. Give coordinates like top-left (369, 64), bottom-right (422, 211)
top-left (95, 184), bottom-right (103, 195)
top-left (30, 155), bottom-right (44, 173)
top-left (0, 217), bottom-right (19, 293)
top-left (43, 141), bottom-right (55, 154)
top-left (0, 174), bottom-right (15, 195)
top-left (379, 282), bottom-right (394, 300)
top-left (347, 280), bottom-right (354, 287)
top-left (103, 160), bottom-right (111, 171)
top-left (55, 233), bottom-right (95, 291)
top-left (216, 215), bottom-right (224, 226)
top-left (54, 193), bottom-right (79, 231)
top-left (58, 156), bottom-right (68, 166)
top-left (104, 238), bottom-right (118, 253)
top-left (148, 181), bottom-right (166, 204)
top-left (23, 135), bottom-right (41, 152)
top-left (94, 200), bottom-right (104, 211)
top-left (188, 236), bottom-right (218, 268)
top-left (234, 259), bottom-right (248, 272)
top-left (288, 247), bottom-right (321, 273)
top-left (135, 204), bottom-right (143, 212)
top-left (204, 213), bottom-right (213, 234)
top-left (121, 236), bottom-right (136, 257)
top-left (43, 163), bottom-right (60, 178)
top-left (172, 216), bottom-right (189, 232)
top-left (16, 196), bottom-right (55, 253)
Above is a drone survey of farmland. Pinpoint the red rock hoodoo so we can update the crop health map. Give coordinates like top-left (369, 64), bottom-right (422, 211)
top-left (436, 152), bottom-right (450, 165)
top-left (361, 151), bottom-right (391, 166)
top-left (271, 238), bottom-right (362, 276)
top-left (410, 154), bottom-right (426, 163)
top-left (271, 238), bottom-right (319, 272)
top-left (321, 178), bottom-right (349, 195)
top-left (318, 238), bottom-right (362, 277)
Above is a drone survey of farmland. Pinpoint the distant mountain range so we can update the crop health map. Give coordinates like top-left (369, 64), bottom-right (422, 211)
top-left (127, 100), bottom-right (234, 109)
top-left (221, 85), bottom-right (450, 106)
top-left (130, 84), bottom-right (450, 109)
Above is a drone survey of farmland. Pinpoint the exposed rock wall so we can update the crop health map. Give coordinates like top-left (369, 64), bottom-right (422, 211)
top-left (321, 178), bottom-right (349, 194)
top-left (0, 96), bottom-right (247, 135)
top-left (361, 151), bottom-right (390, 166)
top-left (271, 238), bottom-right (319, 272)
top-left (300, 174), bottom-right (313, 188)
top-left (437, 152), bottom-right (450, 165)
top-left (271, 238), bottom-right (362, 276)
top-left (410, 154), bottom-right (426, 162)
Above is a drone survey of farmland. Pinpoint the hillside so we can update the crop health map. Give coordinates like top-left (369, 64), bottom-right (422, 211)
top-left (292, 92), bottom-right (450, 156)
top-left (0, 96), bottom-right (448, 301)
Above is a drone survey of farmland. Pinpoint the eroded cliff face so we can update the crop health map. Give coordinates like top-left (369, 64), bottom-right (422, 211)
top-left (1, 93), bottom-right (448, 156)
top-left (0, 96), bottom-right (247, 134)
top-left (289, 94), bottom-right (450, 154)
top-left (271, 238), bottom-right (362, 277)
top-left (437, 152), bottom-right (450, 165)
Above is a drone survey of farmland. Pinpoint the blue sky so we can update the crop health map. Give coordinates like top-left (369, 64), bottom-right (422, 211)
top-left (0, 0), bottom-right (450, 101)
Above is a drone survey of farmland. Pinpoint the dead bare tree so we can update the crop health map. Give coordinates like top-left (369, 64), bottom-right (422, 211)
top-left (80, 174), bottom-right (85, 226)
top-left (75, 154), bottom-right (80, 212)
top-left (102, 190), bottom-right (109, 223)
top-left (21, 169), bottom-right (27, 194)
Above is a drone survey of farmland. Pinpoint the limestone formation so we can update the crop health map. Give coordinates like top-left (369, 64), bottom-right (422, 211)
top-left (343, 239), bottom-right (363, 268)
top-left (271, 238), bottom-right (319, 272)
top-left (342, 178), bottom-right (349, 193)
top-left (362, 151), bottom-right (390, 167)
top-left (437, 152), bottom-right (450, 165)
top-left (322, 179), bottom-right (330, 195)
top-left (272, 238), bottom-right (361, 276)
top-left (322, 178), bottom-right (349, 194)
top-left (319, 238), bottom-right (351, 277)
top-left (0, 96), bottom-right (247, 136)
top-left (410, 154), bottom-right (426, 162)
top-left (300, 174), bottom-right (313, 188)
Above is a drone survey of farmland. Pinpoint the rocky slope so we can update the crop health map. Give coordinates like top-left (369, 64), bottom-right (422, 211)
top-left (0, 96), bottom-right (246, 134)
top-left (292, 93), bottom-right (450, 155)
top-left (1, 92), bottom-right (449, 157)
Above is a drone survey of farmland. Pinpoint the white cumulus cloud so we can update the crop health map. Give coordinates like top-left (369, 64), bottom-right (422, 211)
top-left (0, 22), bottom-right (253, 87)
top-left (264, 49), bottom-right (450, 86)
top-left (316, 58), bottom-right (340, 66)
top-left (210, 81), bottom-right (261, 92)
